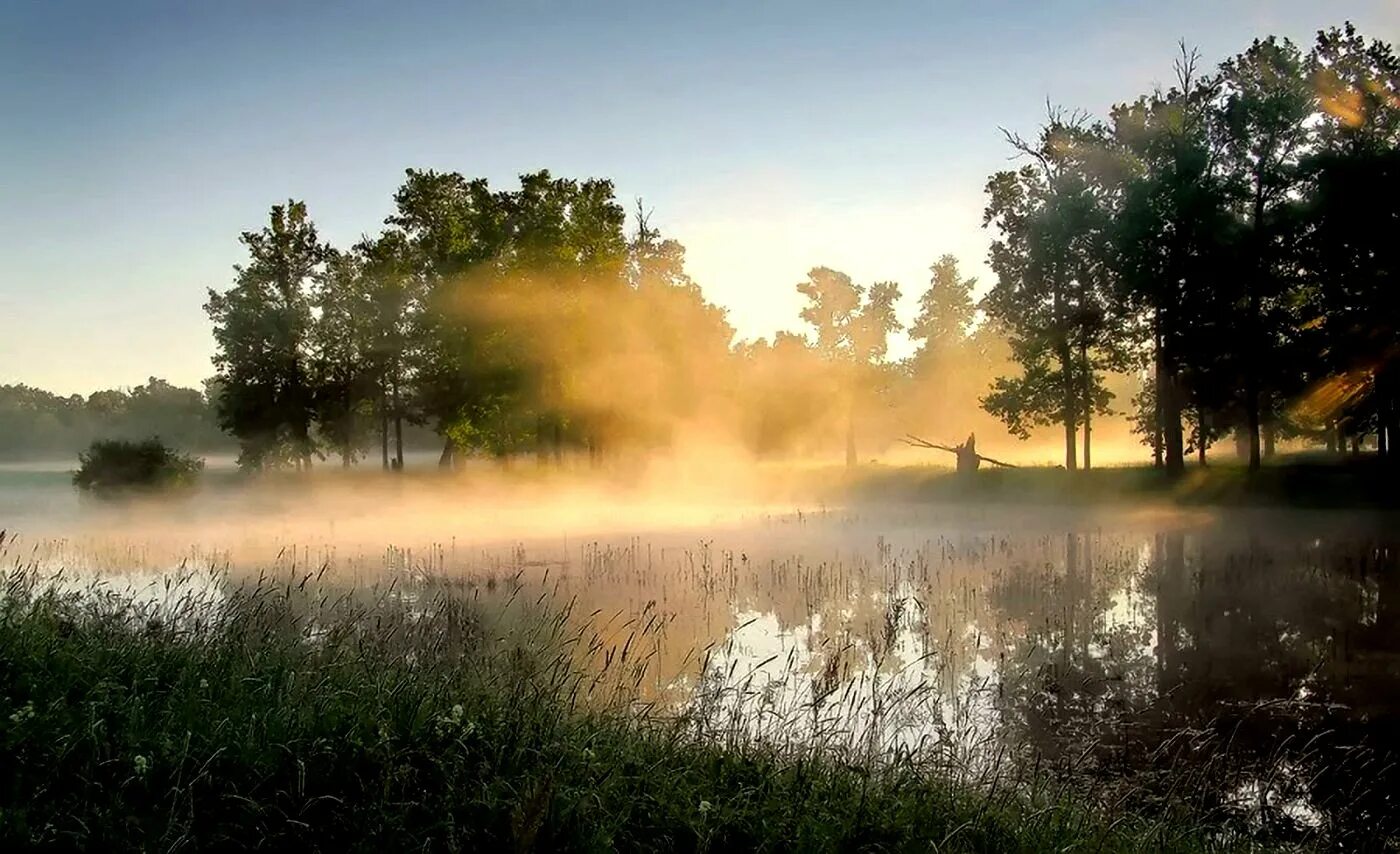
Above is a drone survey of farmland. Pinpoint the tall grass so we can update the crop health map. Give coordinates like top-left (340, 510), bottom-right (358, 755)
top-left (0, 562), bottom-right (1231, 852)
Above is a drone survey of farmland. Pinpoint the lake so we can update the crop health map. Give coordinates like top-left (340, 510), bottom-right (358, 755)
top-left (4, 462), bottom-right (1397, 844)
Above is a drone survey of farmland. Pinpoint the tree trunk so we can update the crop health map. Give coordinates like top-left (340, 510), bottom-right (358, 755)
top-left (1263, 420), bottom-right (1276, 459)
top-left (380, 387), bottom-right (390, 471)
top-left (1245, 177), bottom-right (1266, 473)
top-left (439, 436), bottom-right (457, 470)
top-left (1059, 342), bottom-right (1078, 472)
top-left (1080, 340), bottom-right (1091, 471)
top-left (1063, 408), bottom-right (1077, 471)
top-left (1162, 370), bottom-right (1184, 473)
top-left (1052, 264), bottom-right (1076, 472)
top-left (1159, 316), bottom-right (1184, 474)
top-left (389, 381), bottom-right (403, 471)
top-left (1246, 380), bottom-right (1262, 471)
top-left (1152, 315), bottom-right (1164, 469)
top-left (1083, 405), bottom-right (1092, 471)
top-left (1196, 404), bottom-right (1207, 466)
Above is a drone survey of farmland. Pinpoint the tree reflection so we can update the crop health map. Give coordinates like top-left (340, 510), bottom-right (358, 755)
top-left (989, 523), bottom-right (1400, 845)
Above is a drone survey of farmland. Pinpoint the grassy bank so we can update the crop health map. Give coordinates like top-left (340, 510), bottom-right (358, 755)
top-left (0, 569), bottom-right (1232, 853)
top-left (843, 457), bottom-right (1400, 510)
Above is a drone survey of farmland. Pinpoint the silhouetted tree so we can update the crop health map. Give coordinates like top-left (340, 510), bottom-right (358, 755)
top-left (1215, 36), bottom-right (1315, 470)
top-left (1299, 24), bottom-right (1400, 460)
top-left (908, 256), bottom-right (977, 417)
top-left (1113, 47), bottom-right (1239, 472)
top-left (205, 200), bottom-right (328, 470)
top-left (981, 112), bottom-right (1123, 469)
top-left (795, 267), bottom-right (901, 466)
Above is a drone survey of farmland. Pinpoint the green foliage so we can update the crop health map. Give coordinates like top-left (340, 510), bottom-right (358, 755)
top-left (910, 255), bottom-right (976, 362)
top-left (379, 169), bottom-right (736, 467)
top-left (1110, 48), bottom-right (1241, 470)
top-left (795, 268), bottom-right (903, 465)
top-left (796, 267), bottom-right (864, 359)
top-left (980, 113), bottom-right (1124, 469)
top-left (71, 438), bottom-right (203, 495)
top-left (205, 200), bottom-right (329, 470)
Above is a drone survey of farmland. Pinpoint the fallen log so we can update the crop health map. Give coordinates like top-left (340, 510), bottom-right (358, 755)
top-left (900, 433), bottom-right (1018, 472)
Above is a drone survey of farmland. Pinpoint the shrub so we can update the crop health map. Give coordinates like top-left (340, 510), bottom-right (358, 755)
top-left (71, 438), bottom-right (203, 495)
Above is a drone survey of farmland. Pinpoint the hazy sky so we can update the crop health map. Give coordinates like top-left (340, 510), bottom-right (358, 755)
top-left (3, 0), bottom-right (1395, 395)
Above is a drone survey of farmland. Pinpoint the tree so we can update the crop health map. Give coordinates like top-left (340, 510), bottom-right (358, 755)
top-left (504, 172), bottom-right (627, 464)
top-left (126, 377), bottom-right (221, 451)
top-left (352, 230), bottom-right (421, 470)
top-left (848, 280), bottom-right (903, 466)
top-left (734, 333), bottom-right (831, 458)
top-left (388, 169), bottom-right (514, 468)
top-left (1299, 24), bottom-right (1400, 460)
top-left (0, 381), bottom-right (227, 461)
top-left (387, 169), bottom-right (638, 468)
top-left (795, 267), bottom-right (901, 467)
top-left (907, 254), bottom-right (984, 446)
top-left (910, 255), bottom-right (976, 361)
top-left (1112, 46), bottom-right (1239, 472)
top-left (309, 249), bottom-right (376, 467)
top-left (981, 111), bottom-right (1124, 470)
top-left (589, 201), bottom-right (733, 461)
top-left (1216, 36), bottom-right (1316, 470)
top-left (205, 201), bottom-right (328, 470)
top-left (797, 267), bottom-right (862, 467)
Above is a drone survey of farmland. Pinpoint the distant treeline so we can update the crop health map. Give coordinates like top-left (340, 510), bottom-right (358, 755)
top-left (0, 378), bottom-right (229, 460)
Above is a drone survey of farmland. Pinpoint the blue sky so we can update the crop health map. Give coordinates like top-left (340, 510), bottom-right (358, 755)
top-left (3, 0), bottom-right (1395, 394)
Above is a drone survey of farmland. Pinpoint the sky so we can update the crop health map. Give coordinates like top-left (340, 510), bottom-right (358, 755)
top-left (2, 0), bottom-right (1396, 396)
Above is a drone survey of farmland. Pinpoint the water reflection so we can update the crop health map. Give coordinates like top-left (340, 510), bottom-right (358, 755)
top-left (6, 504), bottom-right (1399, 844)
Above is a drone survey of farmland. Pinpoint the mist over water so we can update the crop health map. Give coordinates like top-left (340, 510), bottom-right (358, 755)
top-left (5, 459), bottom-right (1397, 842)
